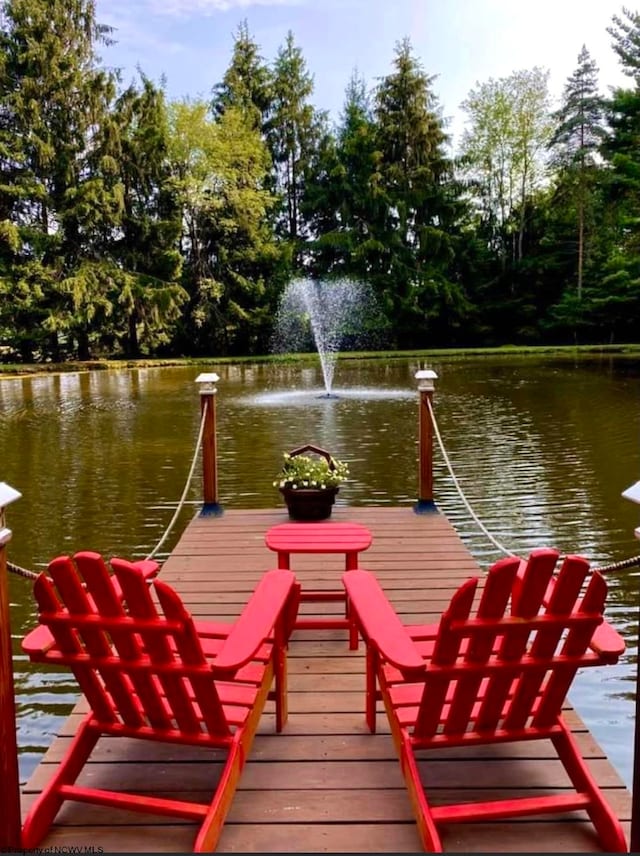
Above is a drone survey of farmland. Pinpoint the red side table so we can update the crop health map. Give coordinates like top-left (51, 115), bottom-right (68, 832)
top-left (265, 521), bottom-right (372, 649)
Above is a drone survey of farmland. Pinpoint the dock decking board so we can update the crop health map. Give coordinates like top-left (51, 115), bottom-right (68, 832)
top-left (20, 506), bottom-right (631, 852)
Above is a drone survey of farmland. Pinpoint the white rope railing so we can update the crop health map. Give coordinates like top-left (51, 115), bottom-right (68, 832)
top-left (5, 404), bottom-right (209, 579)
top-left (425, 397), bottom-right (640, 574)
top-left (426, 397), bottom-right (515, 558)
top-left (145, 399), bottom-right (209, 561)
top-left (7, 390), bottom-right (640, 579)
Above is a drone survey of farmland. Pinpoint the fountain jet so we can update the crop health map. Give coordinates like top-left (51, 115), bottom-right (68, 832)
top-left (273, 278), bottom-right (382, 396)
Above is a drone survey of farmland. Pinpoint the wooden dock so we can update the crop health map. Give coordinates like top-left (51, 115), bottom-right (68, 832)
top-left (21, 506), bottom-right (631, 852)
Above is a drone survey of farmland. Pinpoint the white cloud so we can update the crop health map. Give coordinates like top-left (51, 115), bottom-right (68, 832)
top-left (147, 0), bottom-right (302, 17)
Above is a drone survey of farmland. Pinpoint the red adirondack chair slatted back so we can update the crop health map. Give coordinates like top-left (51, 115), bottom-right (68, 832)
top-left (413, 548), bottom-right (607, 742)
top-left (33, 563), bottom-right (121, 725)
top-left (34, 555), bottom-right (231, 739)
top-left (110, 559), bottom-right (229, 737)
top-left (475, 549), bottom-right (559, 732)
top-left (71, 552), bottom-right (155, 728)
top-left (413, 577), bottom-right (477, 737)
top-left (530, 566), bottom-right (607, 729)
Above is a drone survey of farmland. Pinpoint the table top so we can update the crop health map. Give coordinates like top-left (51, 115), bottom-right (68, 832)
top-left (265, 521), bottom-right (372, 554)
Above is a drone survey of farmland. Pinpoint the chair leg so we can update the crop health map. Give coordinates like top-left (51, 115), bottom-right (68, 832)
top-left (401, 738), bottom-right (443, 852)
top-left (196, 668), bottom-right (274, 850)
top-left (22, 715), bottom-right (100, 848)
top-left (194, 738), bottom-right (243, 852)
top-left (552, 722), bottom-right (627, 852)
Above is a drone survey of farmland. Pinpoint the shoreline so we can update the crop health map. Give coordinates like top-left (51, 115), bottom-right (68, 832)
top-left (2, 343), bottom-right (640, 379)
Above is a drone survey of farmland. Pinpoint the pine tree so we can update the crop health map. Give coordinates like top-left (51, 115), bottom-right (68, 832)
top-left (598, 8), bottom-right (640, 341)
top-left (267, 31), bottom-right (325, 253)
top-left (373, 38), bottom-right (467, 345)
top-left (211, 20), bottom-right (272, 135)
top-left (549, 46), bottom-right (606, 299)
top-left (301, 71), bottom-right (379, 277)
top-left (111, 75), bottom-right (186, 356)
top-left (608, 6), bottom-right (640, 80)
top-left (0, 0), bottom-right (120, 360)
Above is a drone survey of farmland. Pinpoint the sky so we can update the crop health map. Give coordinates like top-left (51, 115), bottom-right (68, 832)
top-left (95, 0), bottom-right (631, 148)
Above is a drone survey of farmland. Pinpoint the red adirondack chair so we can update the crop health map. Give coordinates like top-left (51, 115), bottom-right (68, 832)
top-left (21, 552), bottom-right (300, 852)
top-left (343, 548), bottom-right (627, 852)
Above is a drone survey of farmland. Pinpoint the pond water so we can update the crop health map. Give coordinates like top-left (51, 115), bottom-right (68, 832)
top-left (1, 355), bottom-right (639, 788)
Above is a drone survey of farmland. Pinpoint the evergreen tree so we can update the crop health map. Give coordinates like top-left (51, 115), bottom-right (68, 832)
top-left (372, 38), bottom-right (468, 345)
top-left (267, 31), bottom-right (325, 254)
top-left (302, 71), bottom-right (381, 278)
top-left (598, 8), bottom-right (640, 341)
top-left (0, 0), bottom-right (120, 360)
top-left (548, 46), bottom-right (606, 300)
top-left (211, 20), bottom-right (272, 134)
top-left (111, 75), bottom-right (187, 356)
top-left (608, 6), bottom-right (640, 79)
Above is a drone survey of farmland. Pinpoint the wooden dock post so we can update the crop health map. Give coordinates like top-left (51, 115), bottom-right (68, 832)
top-left (196, 373), bottom-right (222, 516)
top-left (414, 369), bottom-right (438, 513)
top-left (0, 482), bottom-right (22, 850)
top-left (622, 479), bottom-right (640, 851)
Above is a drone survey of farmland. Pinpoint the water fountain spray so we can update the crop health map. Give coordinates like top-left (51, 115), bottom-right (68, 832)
top-left (273, 277), bottom-right (383, 396)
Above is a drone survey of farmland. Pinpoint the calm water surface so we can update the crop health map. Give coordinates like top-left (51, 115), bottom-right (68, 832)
top-left (1, 355), bottom-right (639, 787)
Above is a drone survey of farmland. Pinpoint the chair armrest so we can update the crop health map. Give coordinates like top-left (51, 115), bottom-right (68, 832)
top-left (22, 623), bottom-right (58, 658)
top-left (589, 619), bottom-right (626, 663)
top-left (213, 569), bottom-right (297, 673)
top-left (343, 569), bottom-right (425, 675)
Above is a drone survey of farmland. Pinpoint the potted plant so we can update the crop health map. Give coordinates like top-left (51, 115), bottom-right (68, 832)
top-left (273, 444), bottom-right (350, 521)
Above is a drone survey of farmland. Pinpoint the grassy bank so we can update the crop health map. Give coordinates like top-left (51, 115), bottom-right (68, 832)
top-left (2, 343), bottom-right (640, 378)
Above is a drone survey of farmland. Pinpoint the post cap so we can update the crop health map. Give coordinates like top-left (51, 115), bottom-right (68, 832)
top-left (195, 372), bottom-right (220, 394)
top-left (415, 369), bottom-right (437, 391)
top-left (622, 482), bottom-right (640, 541)
top-left (622, 481), bottom-right (640, 504)
top-left (0, 482), bottom-right (21, 509)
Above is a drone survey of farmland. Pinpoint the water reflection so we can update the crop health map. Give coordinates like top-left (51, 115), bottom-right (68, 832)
top-left (246, 388), bottom-right (414, 406)
top-left (2, 355), bottom-right (639, 787)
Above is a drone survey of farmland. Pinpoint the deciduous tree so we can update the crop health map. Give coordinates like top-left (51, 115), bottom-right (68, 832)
top-left (168, 100), bottom-right (283, 354)
top-left (460, 67), bottom-right (552, 265)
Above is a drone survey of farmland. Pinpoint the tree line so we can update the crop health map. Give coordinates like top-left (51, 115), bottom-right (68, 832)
top-left (1, 0), bottom-right (639, 362)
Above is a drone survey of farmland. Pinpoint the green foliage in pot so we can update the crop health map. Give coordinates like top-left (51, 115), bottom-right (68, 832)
top-left (273, 451), bottom-right (349, 491)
